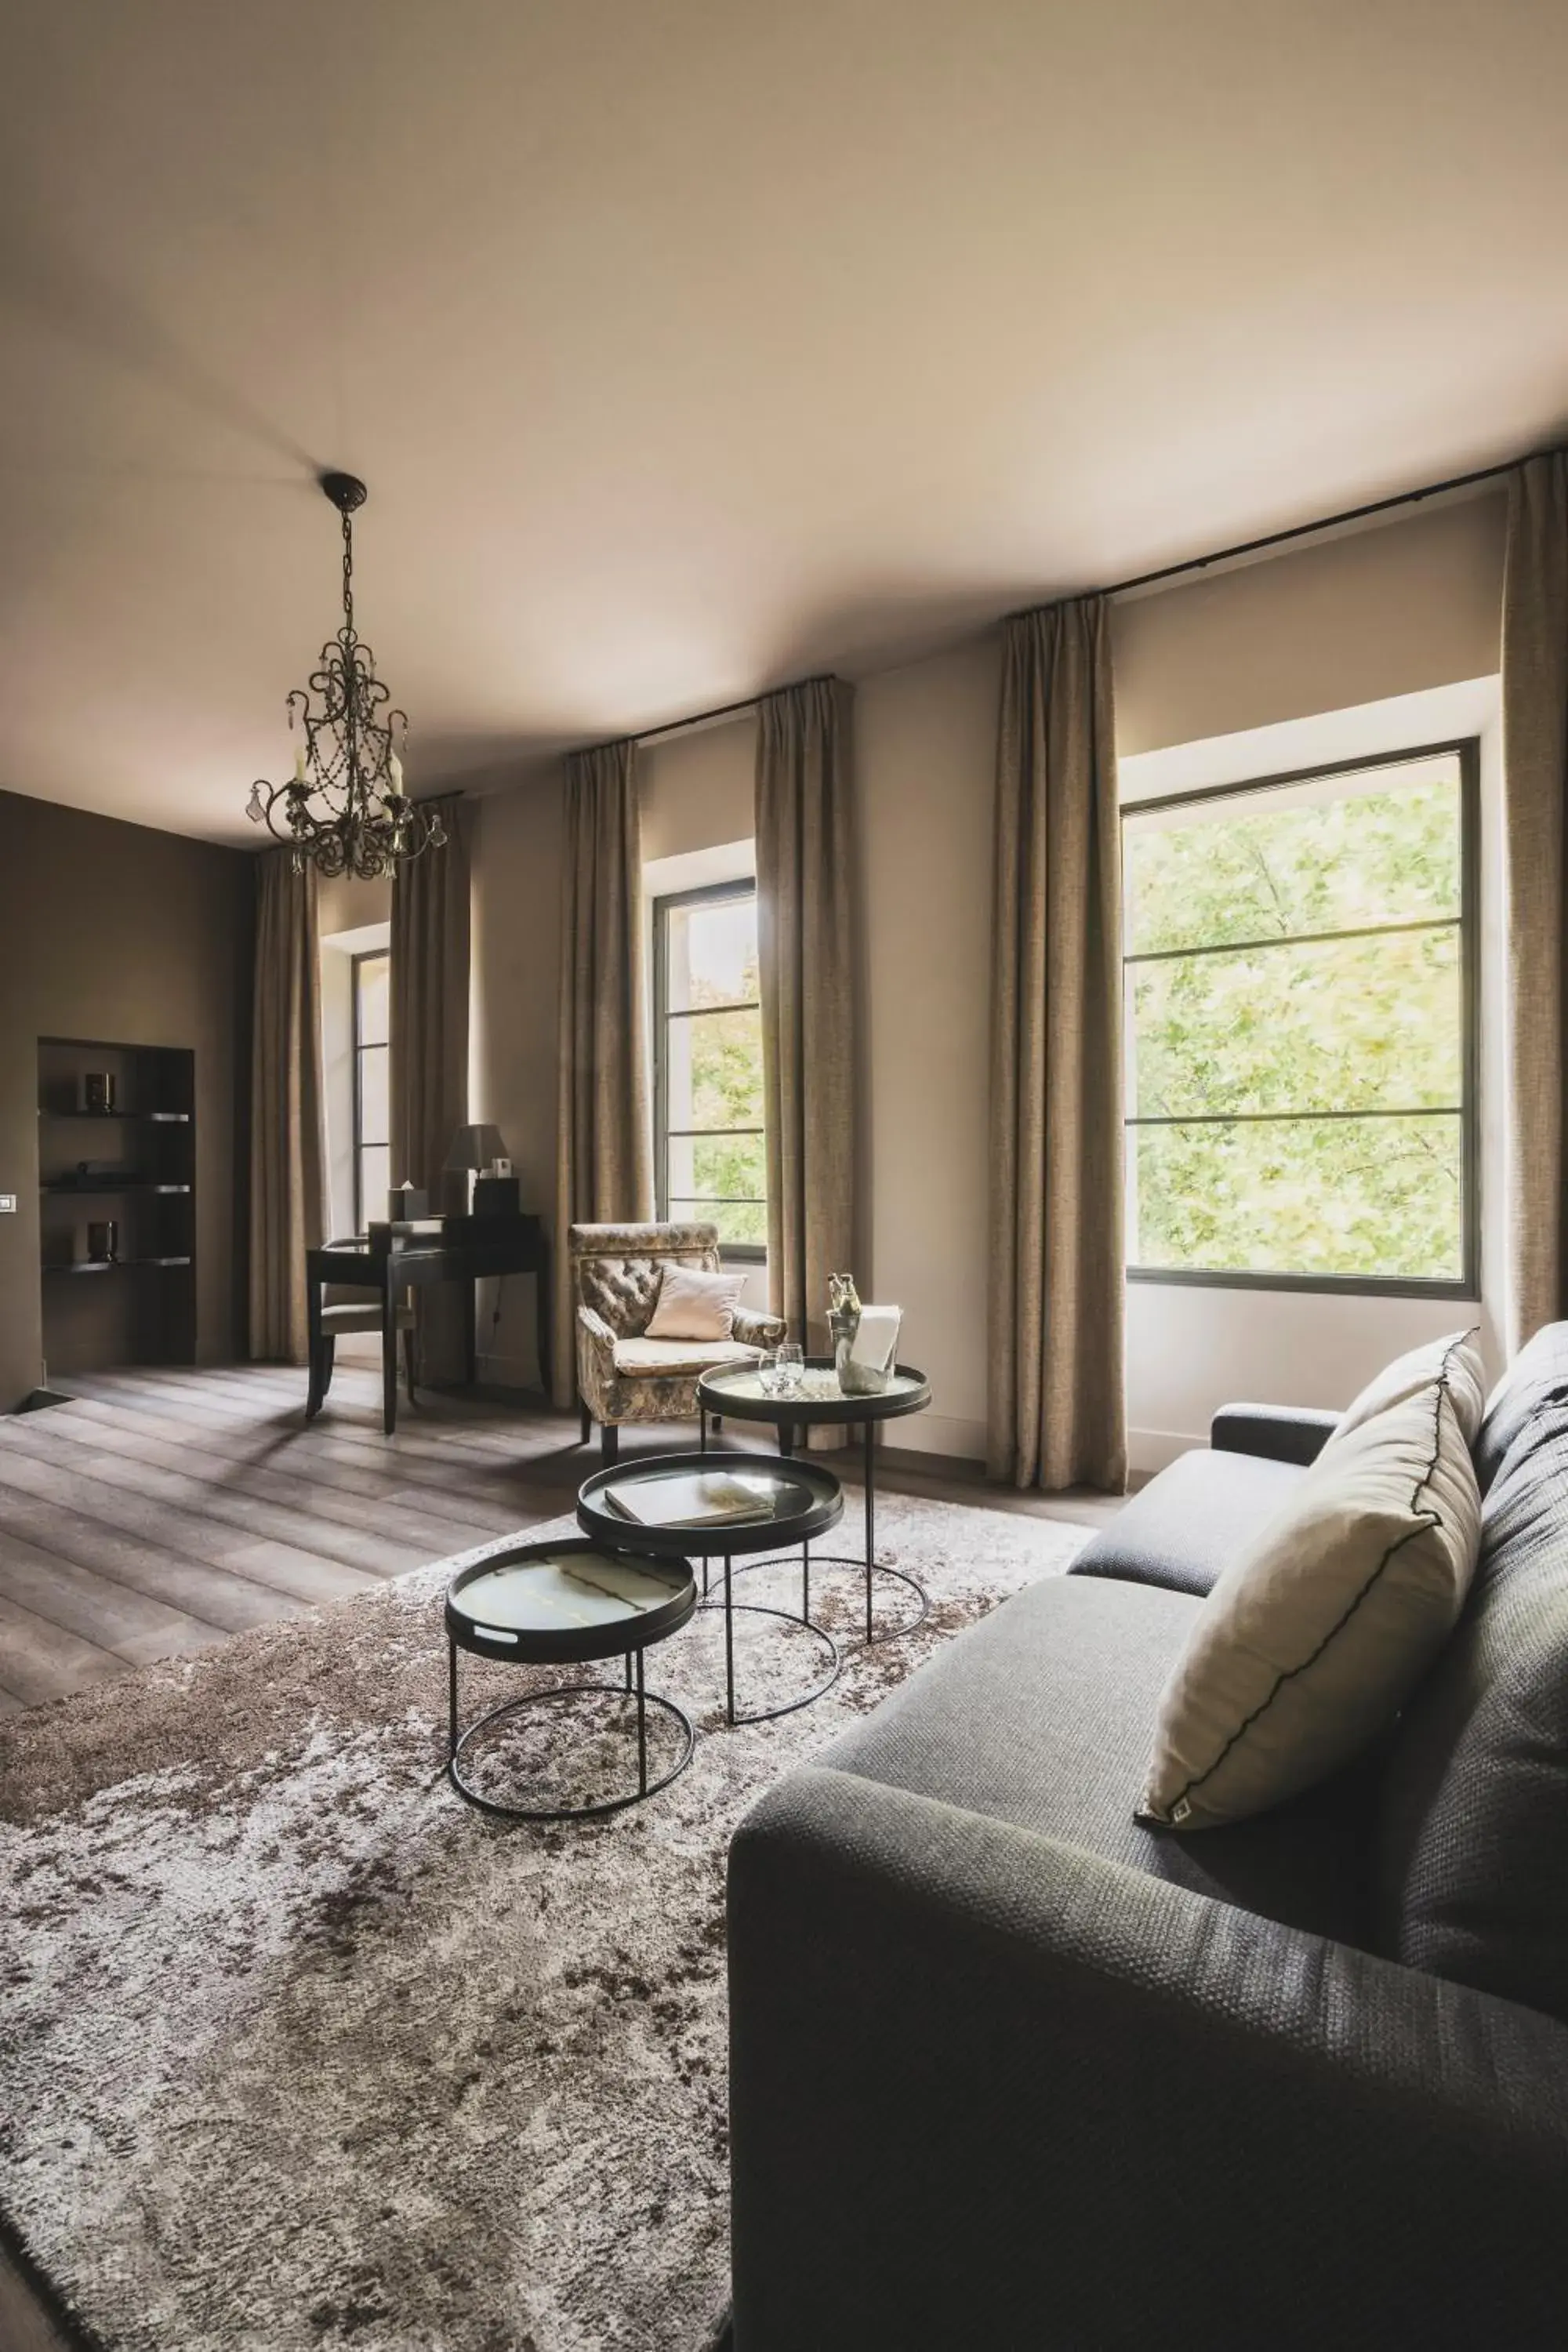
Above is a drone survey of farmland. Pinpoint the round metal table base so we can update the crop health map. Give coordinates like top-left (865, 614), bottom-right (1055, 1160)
top-left (447, 1679), bottom-right (695, 1822)
top-left (720, 1551), bottom-right (930, 1648)
top-left (695, 1596), bottom-right (841, 1726)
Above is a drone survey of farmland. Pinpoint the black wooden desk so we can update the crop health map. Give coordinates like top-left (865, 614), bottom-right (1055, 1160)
top-left (307, 1214), bottom-right (550, 1434)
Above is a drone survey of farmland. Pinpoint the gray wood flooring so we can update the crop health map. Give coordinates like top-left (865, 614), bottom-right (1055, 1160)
top-left (0, 1355), bottom-right (1120, 1711)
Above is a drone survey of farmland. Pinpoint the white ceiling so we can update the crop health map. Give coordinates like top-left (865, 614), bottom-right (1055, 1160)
top-left (2, 0), bottom-right (1566, 844)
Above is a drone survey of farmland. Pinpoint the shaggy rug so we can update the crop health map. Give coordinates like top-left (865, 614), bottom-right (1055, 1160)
top-left (0, 1493), bottom-right (1087, 2352)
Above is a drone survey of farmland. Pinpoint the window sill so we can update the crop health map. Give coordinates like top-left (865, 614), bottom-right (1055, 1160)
top-left (1127, 1265), bottom-right (1479, 1302)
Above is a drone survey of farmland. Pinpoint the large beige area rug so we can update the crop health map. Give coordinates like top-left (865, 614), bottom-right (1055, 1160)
top-left (0, 1494), bottom-right (1087, 2352)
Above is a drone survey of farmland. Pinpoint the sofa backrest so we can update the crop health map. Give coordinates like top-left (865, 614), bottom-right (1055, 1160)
top-left (1375, 1323), bottom-right (1568, 2023)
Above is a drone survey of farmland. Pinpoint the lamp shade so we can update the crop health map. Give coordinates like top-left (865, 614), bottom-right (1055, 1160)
top-left (443, 1123), bottom-right (507, 1173)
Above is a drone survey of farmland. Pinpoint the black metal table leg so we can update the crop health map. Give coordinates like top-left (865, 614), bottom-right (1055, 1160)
top-left (724, 1549), bottom-right (736, 1727)
top-left (636, 1646), bottom-right (648, 1795)
top-left (865, 1416), bottom-right (876, 1644)
top-left (448, 1637), bottom-right (459, 1759)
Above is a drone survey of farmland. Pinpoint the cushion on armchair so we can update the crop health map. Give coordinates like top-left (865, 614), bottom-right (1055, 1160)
top-left (645, 1263), bottom-right (746, 1341)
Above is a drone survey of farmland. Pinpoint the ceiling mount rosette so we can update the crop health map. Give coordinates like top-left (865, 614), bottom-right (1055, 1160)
top-left (246, 473), bottom-right (445, 879)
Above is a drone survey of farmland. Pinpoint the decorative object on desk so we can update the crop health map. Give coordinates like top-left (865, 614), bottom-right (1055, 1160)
top-left (841, 1304), bottom-right (902, 1396)
top-left (443, 1123), bottom-right (508, 1210)
top-left (473, 1173), bottom-right (521, 1217)
top-left (645, 1263), bottom-right (746, 1342)
top-left (86, 1221), bottom-right (118, 1263)
top-left (492, 1156), bottom-right (513, 1178)
top-left (246, 472), bottom-right (445, 879)
top-left (82, 1072), bottom-right (116, 1113)
top-left (827, 1269), bottom-right (862, 1384)
top-left (387, 1181), bottom-right (428, 1221)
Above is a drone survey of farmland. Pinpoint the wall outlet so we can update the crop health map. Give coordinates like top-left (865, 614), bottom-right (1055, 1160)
top-left (0, 1194), bottom-right (16, 1214)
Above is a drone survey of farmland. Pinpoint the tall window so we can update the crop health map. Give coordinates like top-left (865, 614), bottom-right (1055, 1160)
top-left (1122, 742), bottom-right (1477, 1294)
top-left (654, 880), bottom-right (766, 1256)
top-left (352, 949), bottom-right (390, 1232)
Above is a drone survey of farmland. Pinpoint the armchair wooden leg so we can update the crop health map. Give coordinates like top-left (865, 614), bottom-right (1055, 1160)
top-left (579, 1401), bottom-right (592, 1446)
top-left (402, 1327), bottom-right (419, 1408)
top-left (601, 1422), bottom-right (619, 1466)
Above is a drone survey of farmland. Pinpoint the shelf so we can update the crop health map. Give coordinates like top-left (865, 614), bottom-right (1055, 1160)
top-left (43, 1257), bottom-right (194, 1276)
top-left (37, 1109), bottom-right (191, 1123)
top-left (41, 1182), bottom-right (192, 1196)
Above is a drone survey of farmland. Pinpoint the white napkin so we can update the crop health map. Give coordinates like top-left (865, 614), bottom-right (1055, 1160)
top-left (850, 1304), bottom-right (901, 1374)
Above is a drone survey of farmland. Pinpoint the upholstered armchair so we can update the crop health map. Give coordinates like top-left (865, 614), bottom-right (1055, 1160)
top-left (571, 1221), bottom-right (786, 1461)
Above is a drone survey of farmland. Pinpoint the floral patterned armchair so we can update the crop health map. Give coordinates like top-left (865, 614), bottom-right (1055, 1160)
top-left (572, 1221), bottom-right (786, 1461)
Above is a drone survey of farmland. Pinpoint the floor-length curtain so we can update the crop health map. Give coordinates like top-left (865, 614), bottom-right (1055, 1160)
top-left (553, 741), bottom-right (652, 1406)
top-left (755, 677), bottom-right (857, 1355)
top-left (1503, 451), bottom-right (1568, 1352)
top-left (390, 793), bottom-right (470, 1383)
top-left (249, 849), bottom-right (327, 1363)
top-left (988, 599), bottom-right (1126, 1492)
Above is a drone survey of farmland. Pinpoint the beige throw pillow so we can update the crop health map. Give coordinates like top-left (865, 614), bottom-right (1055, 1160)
top-left (1139, 1345), bottom-right (1482, 1831)
top-left (1327, 1328), bottom-right (1485, 1451)
top-left (644, 1263), bottom-right (746, 1342)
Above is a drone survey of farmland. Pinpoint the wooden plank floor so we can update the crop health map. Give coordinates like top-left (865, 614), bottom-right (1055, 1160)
top-left (0, 1355), bottom-right (1122, 1712)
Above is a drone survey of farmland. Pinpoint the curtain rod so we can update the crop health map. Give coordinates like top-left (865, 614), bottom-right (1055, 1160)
top-left (577, 445), bottom-right (1541, 759)
top-left (579, 671), bottom-right (840, 760)
top-left (1086, 452), bottom-right (1523, 608)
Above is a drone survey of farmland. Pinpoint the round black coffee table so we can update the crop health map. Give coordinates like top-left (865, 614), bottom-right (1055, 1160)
top-left (697, 1359), bottom-right (932, 1645)
top-left (445, 1538), bottom-right (697, 1820)
top-left (576, 1452), bottom-right (844, 1727)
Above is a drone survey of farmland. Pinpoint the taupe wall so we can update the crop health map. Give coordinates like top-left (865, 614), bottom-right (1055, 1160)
top-left (0, 790), bottom-right (252, 1410)
top-left (467, 491), bottom-right (1510, 1454)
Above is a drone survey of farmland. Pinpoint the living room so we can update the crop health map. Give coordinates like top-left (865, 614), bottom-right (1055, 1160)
top-left (2, 2), bottom-right (1566, 2347)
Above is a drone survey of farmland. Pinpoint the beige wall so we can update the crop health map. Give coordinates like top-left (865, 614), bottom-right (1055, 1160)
top-left (465, 489), bottom-right (1510, 1462)
top-left (1113, 492), bottom-right (1505, 752)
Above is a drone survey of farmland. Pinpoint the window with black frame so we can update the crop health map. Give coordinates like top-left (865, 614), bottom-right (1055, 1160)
top-left (1122, 742), bottom-right (1478, 1295)
top-left (654, 879), bottom-right (766, 1257)
top-left (352, 948), bottom-right (390, 1233)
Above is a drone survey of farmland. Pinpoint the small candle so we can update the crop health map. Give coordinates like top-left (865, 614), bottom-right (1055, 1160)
top-left (293, 741), bottom-right (308, 782)
top-left (387, 751), bottom-right (405, 798)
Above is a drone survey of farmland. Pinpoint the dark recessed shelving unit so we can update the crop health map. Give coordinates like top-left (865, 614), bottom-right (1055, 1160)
top-left (38, 1037), bottom-right (197, 1377)
top-left (42, 1182), bottom-right (192, 1196)
top-left (44, 1256), bottom-right (194, 1275)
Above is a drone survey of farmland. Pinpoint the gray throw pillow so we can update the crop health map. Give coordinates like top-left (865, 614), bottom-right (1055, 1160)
top-left (1139, 1338), bottom-right (1483, 1832)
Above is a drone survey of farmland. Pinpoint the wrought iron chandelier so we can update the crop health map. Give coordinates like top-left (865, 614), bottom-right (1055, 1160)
top-left (247, 471), bottom-right (445, 878)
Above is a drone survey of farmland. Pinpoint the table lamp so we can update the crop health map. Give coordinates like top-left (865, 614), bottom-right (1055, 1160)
top-left (444, 1123), bottom-right (512, 1212)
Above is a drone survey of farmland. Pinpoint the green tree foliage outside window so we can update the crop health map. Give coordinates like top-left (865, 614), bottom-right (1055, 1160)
top-left (659, 887), bottom-right (767, 1249)
top-left (1123, 753), bottom-right (1471, 1284)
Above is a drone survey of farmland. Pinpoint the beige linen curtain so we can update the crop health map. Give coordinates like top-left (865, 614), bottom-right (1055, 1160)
top-left (390, 793), bottom-right (471, 1383)
top-left (755, 677), bottom-right (857, 1355)
top-left (1503, 451), bottom-right (1568, 1353)
top-left (248, 849), bottom-right (327, 1363)
top-left (554, 740), bottom-right (652, 1405)
top-left (988, 599), bottom-right (1126, 1491)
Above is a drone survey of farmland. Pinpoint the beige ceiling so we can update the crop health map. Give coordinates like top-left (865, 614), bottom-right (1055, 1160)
top-left (2, 0), bottom-right (1566, 845)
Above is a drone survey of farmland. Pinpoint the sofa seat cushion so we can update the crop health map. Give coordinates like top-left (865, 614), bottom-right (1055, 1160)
top-left (1069, 1447), bottom-right (1305, 1599)
top-left (612, 1335), bottom-right (760, 1376)
top-left (821, 1573), bottom-right (1371, 1947)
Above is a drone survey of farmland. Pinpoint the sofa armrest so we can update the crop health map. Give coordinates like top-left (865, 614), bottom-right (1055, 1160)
top-left (731, 1305), bottom-right (786, 1348)
top-left (728, 1766), bottom-right (1568, 2352)
top-left (1210, 1401), bottom-right (1339, 1465)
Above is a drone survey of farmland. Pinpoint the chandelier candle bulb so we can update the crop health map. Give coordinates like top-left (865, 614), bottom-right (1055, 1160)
top-left (387, 752), bottom-right (404, 797)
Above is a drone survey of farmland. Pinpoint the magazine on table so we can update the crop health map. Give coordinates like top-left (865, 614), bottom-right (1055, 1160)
top-left (602, 1469), bottom-right (779, 1530)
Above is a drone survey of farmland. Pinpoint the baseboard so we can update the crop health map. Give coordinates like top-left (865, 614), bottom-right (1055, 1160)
top-left (1128, 1425), bottom-right (1205, 1476)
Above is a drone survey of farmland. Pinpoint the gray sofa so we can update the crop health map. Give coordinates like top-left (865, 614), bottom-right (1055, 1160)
top-left (727, 1326), bottom-right (1568, 2350)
